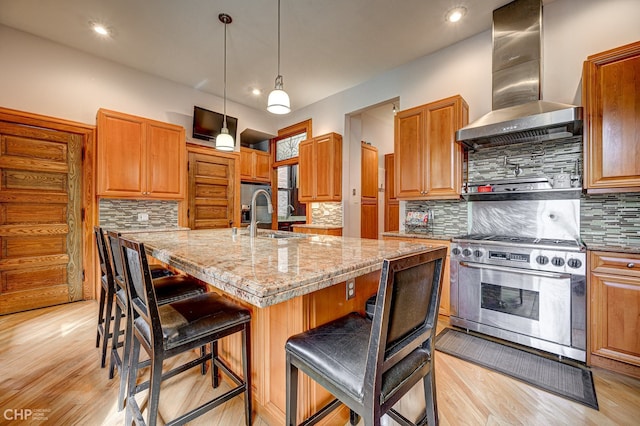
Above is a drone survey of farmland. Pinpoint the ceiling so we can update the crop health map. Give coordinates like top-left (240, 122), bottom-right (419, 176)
top-left (0, 0), bottom-right (533, 113)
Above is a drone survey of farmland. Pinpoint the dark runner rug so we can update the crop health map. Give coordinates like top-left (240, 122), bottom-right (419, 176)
top-left (435, 328), bottom-right (598, 410)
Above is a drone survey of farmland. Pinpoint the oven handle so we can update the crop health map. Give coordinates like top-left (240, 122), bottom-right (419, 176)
top-left (458, 261), bottom-right (572, 279)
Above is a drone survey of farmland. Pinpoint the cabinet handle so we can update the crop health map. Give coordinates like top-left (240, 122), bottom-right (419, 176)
top-left (627, 263), bottom-right (635, 268)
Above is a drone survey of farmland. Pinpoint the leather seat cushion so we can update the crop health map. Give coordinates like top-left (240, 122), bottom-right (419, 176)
top-left (135, 292), bottom-right (251, 350)
top-left (149, 264), bottom-right (174, 279)
top-left (153, 275), bottom-right (206, 305)
top-left (285, 313), bottom-right (430, 403)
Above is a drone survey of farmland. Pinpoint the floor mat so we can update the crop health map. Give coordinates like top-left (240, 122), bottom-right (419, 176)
top-left (435, 328), bottom-right (598, 410)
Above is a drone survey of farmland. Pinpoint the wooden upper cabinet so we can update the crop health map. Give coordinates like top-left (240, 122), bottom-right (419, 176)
top-left (584, 41), bottom-right (640, 192)
top-left (97, 109), bottom-right (185, 199)
top-left (240, 147), bottom-right (271, 183)
top-left (361, 142), bottom-right (378, 199)
top-left (299, 132), bottom-right (342, 202)
top-left (394, 95), bottom-right (468, 200)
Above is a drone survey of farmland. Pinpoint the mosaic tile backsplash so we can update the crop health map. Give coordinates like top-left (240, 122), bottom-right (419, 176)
top-left (311, 202), bottom-right (343, 226)
top-left (99, 199), bottom-right (179, 229)
top-left (405, 137), bottom-right (640, 246)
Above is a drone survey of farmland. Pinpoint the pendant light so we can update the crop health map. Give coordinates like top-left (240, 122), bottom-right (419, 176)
top-left (267, 0), bottom-right (291, 114)
top-left (216, 13), bottom-right (235, 151)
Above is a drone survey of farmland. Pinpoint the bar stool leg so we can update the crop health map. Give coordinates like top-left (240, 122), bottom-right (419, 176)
top-left (117, 311), bottom-right (133, 411)
top-left (96, 285), bottom-right (106, 348)
top-left (108, 301), bottom-right (123, 380)
top-left (146, 353), bottom-right (165, 426)
top-left (286, 353), bottom-right (298, 426)
top-left (100, 290), bottom-right (114, 368)
top-left (125, 337), bottom-right (141, 426)
top-left (243, 324), bottom-right (252, 426)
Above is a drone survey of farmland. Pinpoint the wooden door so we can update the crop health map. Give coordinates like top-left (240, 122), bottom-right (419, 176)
top-left (0, 122), bottom-right (83, 314)
top-left (384, 153), bottom-right (399, 232)
top-left (361, 142), bottom-right (378, 239)
top-left (584, 41), bottom-right (640, 191)
top-left (424, 96), bottom-right (465, 198)
top-left (395, 107), bottom-right (425, 199)
top-left (146, 121), bottom-right (185, 198)
top-left (187, 150), bottom-right (236, 229)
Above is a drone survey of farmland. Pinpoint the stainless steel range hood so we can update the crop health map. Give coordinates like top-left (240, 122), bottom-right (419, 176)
top-left (456, 0), bottom-right (582, 150)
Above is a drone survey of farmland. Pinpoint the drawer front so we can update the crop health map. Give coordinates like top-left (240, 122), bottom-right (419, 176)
top-left (590, 251), bottom-right (640, 278)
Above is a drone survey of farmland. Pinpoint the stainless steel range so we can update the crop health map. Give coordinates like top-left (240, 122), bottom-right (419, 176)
top-left (450, 180), bottom-right (587, 362)
top-left (450, 234), bottom-right (586, 362)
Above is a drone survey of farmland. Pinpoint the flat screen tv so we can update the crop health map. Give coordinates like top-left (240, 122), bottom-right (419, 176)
top-left (192, 106), bottom-right (238, 142)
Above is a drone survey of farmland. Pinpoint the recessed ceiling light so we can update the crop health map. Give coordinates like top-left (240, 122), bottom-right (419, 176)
top-left (252, 88), bottom-right (262, 96)
top-left (91, 22), bottom-right (110, 36)
top-left (446, 7), bottom-right (467, 23)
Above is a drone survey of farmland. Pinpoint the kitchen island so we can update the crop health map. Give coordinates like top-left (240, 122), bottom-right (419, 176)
top-left (123, 228), bottom-right (438, 425)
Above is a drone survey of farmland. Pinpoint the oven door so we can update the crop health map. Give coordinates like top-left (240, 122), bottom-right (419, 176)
top-left (457, 261), bottom-right (572, 346)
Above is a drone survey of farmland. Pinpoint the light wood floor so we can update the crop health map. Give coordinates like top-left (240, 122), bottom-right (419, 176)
top-left (1, 301), bottom-right (639, 425)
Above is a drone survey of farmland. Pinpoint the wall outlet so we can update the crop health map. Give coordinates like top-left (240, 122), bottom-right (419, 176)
top-left (137, 212), bottom-right (149, 222)
top-left (346, 278), bottom-right (355, 300)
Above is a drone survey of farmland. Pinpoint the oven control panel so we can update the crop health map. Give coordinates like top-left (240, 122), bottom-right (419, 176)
top-left (451, 242), bottom-right (586, 275)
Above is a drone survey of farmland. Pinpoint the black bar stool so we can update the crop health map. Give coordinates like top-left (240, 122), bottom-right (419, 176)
top-left (94, 227), bottom-right (177, 369)
top-left (285, 248), bottom-right (446, 426)
top-left (120, 236), bottom-right (252, 426)
top-left (105, 230), bottom-right (207, 410)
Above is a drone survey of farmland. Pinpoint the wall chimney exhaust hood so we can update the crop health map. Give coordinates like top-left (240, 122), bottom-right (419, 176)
top-left (456, 0), bottom-right (582, 150)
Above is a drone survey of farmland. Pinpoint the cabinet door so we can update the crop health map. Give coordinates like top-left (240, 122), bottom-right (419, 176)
top-left (361, 143), bottom-right (378, 199)
top-left (395, 107), bottom-right (425, 199)
top-left (424, 96), bottom-right (465, 198)
top-left (97, 110), bottom-right (145, 196)
top-left (314, 134), bottom-right (336, 200)
top-left (361, 199), bottom-right (378, 239)
top-left (298, 139), bottom-right (315, 202)
top-left (254, 150), bottom-right (272, 182)
top-left (584, 41), bottom-right (640, 191)
top-left (146, 121), bottom-right (185, 198)
top-left (384, 153), bottom-right (399, 232)
top-left (188, 150), bottom-right (236, 229)
top-left (239, 148), bottom-right (254, 180)
top-left (589, 250), bottom-right (640, 375)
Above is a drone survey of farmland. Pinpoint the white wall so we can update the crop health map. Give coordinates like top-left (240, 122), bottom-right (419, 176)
top-left (277, 0), bottom-right (640, 235)
top-left (0, 25), bottom-right (277, 143)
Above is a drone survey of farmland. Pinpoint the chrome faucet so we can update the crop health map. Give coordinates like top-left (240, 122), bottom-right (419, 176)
top-left (287, 204), bottom-right (295, 217)
top-left (249, 189), bottom-right (273, 237)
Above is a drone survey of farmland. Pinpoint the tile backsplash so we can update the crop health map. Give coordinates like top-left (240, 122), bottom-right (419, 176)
top-left (99, 199), bottom-right (179, 229)
top-left (405, 137), bottom-right (640, 246)
top-left (311, 202), bottom-right (343, 226)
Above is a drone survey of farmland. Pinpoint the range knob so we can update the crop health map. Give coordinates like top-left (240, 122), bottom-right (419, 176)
top-left (452, 247), bottom-right (461, 256)
top-left (536, 255), bottom-right (549, 265)
top-left (474, 249), bottom-right (483, 258)
top-left (551, 257), bottom-right (565, 267)
top-left (567, 258), bottom-right (583, 269)
top-left (462, 248), bottom-right (473, 257)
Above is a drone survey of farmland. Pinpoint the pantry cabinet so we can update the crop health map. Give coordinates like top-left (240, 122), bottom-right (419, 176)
top-left (584, 41), bottom-right (640, 193)
top-left (394, 95), bottom-right (468, 200)
top-left (240, 147), bottom-right (271, 183)
top-left (97, 109), bottom-right (185, 199)
top-left (298, 132), bottom-right (342, 202)
top-left (589, 250), bottom-right (640, 378)
top-left (382, 235), bottom-right (451, 316)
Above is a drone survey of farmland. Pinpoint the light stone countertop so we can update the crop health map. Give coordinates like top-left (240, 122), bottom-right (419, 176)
top-left (291, 224), bottom-right (343, 229)
top-left (123, 228), bottom-right (438, 308)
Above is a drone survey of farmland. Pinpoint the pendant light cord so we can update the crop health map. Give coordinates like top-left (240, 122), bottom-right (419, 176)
top-left (223, 18), bottom-right (228, 128)
top-left (276, 0), bottom-right (283, 79)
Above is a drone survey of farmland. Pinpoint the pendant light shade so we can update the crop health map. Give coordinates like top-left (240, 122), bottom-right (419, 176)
top-left (216, 13), bottom-right (235, 151)
top-left (267, 0), bottom-right (290, 114)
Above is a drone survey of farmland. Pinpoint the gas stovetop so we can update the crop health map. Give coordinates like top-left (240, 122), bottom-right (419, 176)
top-left (452, 234), bottom-right (584, 251)
top-left (451, 234), bottom-right (586, 274)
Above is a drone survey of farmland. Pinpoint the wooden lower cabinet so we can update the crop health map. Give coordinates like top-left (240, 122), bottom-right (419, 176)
top-left (382, 236), bottom-right (450, 316)
top-left (589, 250), bottom-right (640, 378)
top-left (217, 272), bottom-right (379, 425)
top-left (291, 225), bottom-right (343, 236)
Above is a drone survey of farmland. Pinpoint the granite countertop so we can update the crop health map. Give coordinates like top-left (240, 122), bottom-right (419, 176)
top-left (124, 228), bottom-right (442, 308)
top-left (381, 231), bottom-right (452, 241)
top-left (292, 224), bottom-right (343, 229)
top-left (583, 240), bottom-right (640, 255)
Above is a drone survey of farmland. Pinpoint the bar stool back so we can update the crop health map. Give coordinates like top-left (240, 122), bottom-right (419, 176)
top-left (285, 248), bottom-right (447, 426)
top-left (120, 237), bottom-right (253, 426)
top-left (105, 230), bottom-right (207, 410)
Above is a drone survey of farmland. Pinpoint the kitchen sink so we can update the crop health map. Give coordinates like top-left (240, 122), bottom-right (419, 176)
top-left (258, 232), bottom-right (308, 239)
